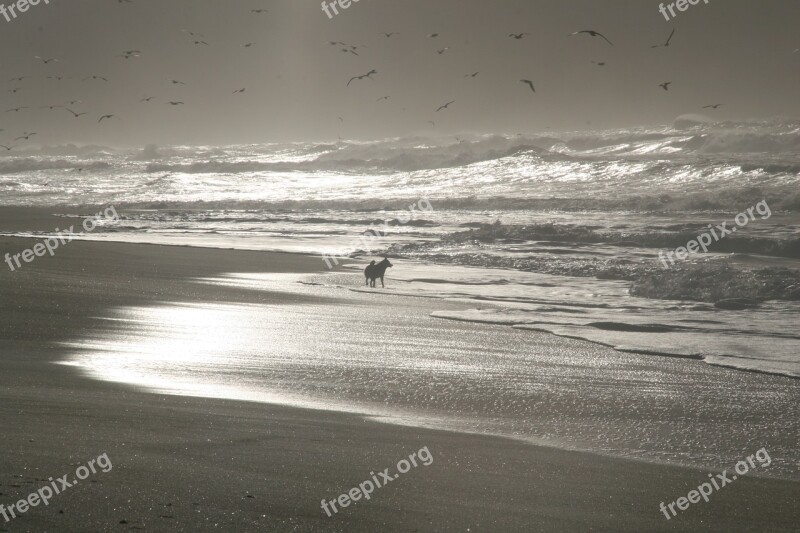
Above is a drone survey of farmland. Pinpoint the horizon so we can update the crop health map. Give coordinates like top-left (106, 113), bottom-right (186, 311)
top-left (0, 0), bottom-right (797, 146)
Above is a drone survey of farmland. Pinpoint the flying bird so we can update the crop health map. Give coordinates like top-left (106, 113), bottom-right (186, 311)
top-left (508, 33), bottom-right (529, 40)
top-left (702, 104), bottom-right (723, 109)
top-left (40, 104), bottom-right (64, 110)
top-left (659, 82), bottom-right (672, 91)
top-left (84, 75), bottom-right (108, 82)
top-left (9, 76), bottom-right (31, 82)
top-left (464, 71), bottom-right (480, 78)
top-left (569, 30), bottom-right (613, 45)
top-left (380, 32), bottom-right (399, 38)
top-left (435, 100), bottom-right (455, 112)
top-left (98, 114), bottom-right (117, 122)
top-left (376, 96), bottom-right (390, 102)
top-left (14, 133), bottom-right (36, 141)
top-left (0, 145), bottom-right (14, 151)
top-left (427, 120), bottom-right (436, 127)
top-left (6, 106), bottom-right (29, 112)
top-left (242, 42), bottom-right (256, 48)
top-left (591, 61), bottom-right (606, 66)
top-left (120, 50), bottom-right (142, 59)
top-left (651, 29), bottom-right (675, 48)
top-left (167, 101), bottom-right (185, 106)
top-left (520, 79), bottom-right (536, 93)
top-left (34, 56), bottom-right (58, 64)
top-left (428, 33), bottom-right (439, 38)
top-left (140, 96), bottom-right (155, 102)
top-left (64, 108), bottom-right (87, 118)
top-left (250, 9), bottom-right (268, 13)
top-left (346, 69), bottom-right (377, 86)
top-left (233, 88), bottom-right (246, 94)
top-left (436, 48), bottom-right (449, 55)
top-left (169, 79), bottom-right (186, 85)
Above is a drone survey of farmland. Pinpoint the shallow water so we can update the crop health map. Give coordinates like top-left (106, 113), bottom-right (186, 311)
top-left (62, 272), bottom-right (800, 480)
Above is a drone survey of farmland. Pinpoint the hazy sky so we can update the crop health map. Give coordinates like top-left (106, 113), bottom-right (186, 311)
top-left (1, 0), bottom-right (798, 145)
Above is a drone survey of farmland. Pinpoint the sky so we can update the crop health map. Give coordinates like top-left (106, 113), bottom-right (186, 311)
top-left (0, 0), bottom-right (798, 146)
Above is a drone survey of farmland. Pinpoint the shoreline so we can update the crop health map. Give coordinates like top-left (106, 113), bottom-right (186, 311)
top-left (0, 209), bottom-right (798, 530)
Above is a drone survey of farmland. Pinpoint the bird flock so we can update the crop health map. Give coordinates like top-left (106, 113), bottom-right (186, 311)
top-left (335, 26), bottom-right (734, 129)
top-left (1, 4), bottom-right (270, 151)
top-left (4, 9), bottom-right (761, 148)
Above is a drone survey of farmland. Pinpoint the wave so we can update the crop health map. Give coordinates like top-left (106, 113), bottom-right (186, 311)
top-left (0, 159), bottom-right (112, 174)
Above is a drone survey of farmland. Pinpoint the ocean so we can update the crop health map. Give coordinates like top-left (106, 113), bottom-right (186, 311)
top-left (3, 117), bottom-right (799, 475)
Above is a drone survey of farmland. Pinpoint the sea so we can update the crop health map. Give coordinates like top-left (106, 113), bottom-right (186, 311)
top-left (2, 116), bottom-right (799, 476)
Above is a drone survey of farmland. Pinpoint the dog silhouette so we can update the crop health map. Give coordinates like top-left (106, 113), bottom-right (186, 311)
top-left (364, 257), bottom-right (393, 288)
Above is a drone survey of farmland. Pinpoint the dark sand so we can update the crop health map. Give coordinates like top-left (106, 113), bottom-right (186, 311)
top-left (0, 207), bottom-right (798, 532)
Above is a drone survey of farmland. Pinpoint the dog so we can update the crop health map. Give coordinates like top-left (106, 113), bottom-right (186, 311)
top-left (364, 257), bottom-right (393, 288)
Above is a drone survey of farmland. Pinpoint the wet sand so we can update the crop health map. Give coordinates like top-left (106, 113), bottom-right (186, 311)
top-left (0, 207), bottom-right (798, 531)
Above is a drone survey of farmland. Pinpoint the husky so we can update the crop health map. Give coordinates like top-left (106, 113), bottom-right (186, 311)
top-left (364, 257), bottom-right (393, 288)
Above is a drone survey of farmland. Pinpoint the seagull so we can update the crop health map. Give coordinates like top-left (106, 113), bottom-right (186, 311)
top-left (8, 88), bottom-right (23, 94)
top-left (9, 76), bottom-right (31, 82)
top-left (140, 96), bottom-right (155, 102)
top-left (659, 82), bottom-right (672, 91)
top-left (47, 76), bottom-right (70, 80)
top-left (193, 40), bottom-right (210, 46)
top-left (380, 32), bottom-right (399, 38)
top-left (84, 75), bottom-right (108, 82)
top-left (0, 145), bottom-right (14, 151)
top-left (702, 104), bottom-right (723, 109)
top-left (520, 79), bottom-right (536, 93)
top-left (34, 56), bottom-right (58, 64)
top-left (436, 47), bottom-right (450, 55)
top-left (591, 61), bottom-right (606, 66)
top-left (14, 133), bottom-right (36, 141)
top-left (250, 9), bottom-right (268, 13)
top-left (169, 79), bottom-right (186, 85)
top-left (64, 108), bottom-right (87, 118)
top-left (508, 33), bottom-right (529, 40)
top-left (242, 42), bottom-right (256, 48)
top-left (233, 88), bottom-right (246, 94)
top-left (427, 120), bottom-right (436, 127)
top-left (428, 33), bottom-right (439, 38)
top-left (98, 114), bottom-right (117, 122)
top-left (435, 100), bottom-right (455, 112)
top-left (376, 96), bottom-right (390, 102)
top-left (40, 104), bottom-right (64, 110)
top-left (464, 71), bottom-right (480, 78)
top-left (120, 50), bottom-right (142, 59)
top-left (6, 106), bottom-right (29, 112)
top-left (569, 30), bottom-right (613, 45)
top-left (337, 116), bottom-right (344, 122)
top-left (65, 100), bottom-right (82, 105)
top-left (651, 29), bottom-right (675, 48)
top-left (167, 101), bottom-right (185, 105)
top-left (346, 69), bottom-right (377, 86)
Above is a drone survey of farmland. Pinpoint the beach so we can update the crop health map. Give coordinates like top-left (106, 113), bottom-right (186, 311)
top-left (0, 208), bottom-right (798, 532)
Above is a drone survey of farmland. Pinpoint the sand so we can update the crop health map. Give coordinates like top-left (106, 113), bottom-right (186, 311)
top-left (0, 207), bottom-right (798, 532)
